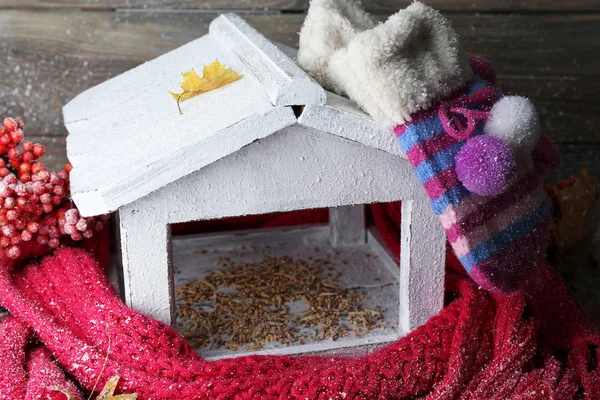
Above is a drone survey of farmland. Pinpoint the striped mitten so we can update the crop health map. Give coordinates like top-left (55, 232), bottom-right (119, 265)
top-left (298, 0), bottom-right (560, 293)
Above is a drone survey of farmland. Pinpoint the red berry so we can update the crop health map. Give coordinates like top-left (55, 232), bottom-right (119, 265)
top-left (0, 236), bottom-right (10, 248)
top-left (31, 162), bottom-right (44, 174)
top-left (31, 181), bottom-right (44, 195)
top-left (45, 215), bottom-right (57, 226)
top-left (14, 184), bottom-right (27, 196)
top-left (1, 224), bottom-right (15, 237)
top-left (8, 148), bottom-right (20, 160)
top-left (37, 235), bottom-right (49, 245)
top-left (71, 231), bottom-right (82, 241)
top-left (19, 173), bottom-right (31, 183)
top-left (6, 210), bottom-right (17, 221)
top-left (19, 163), bottom-right (31, 174)
top-left (32, 144), bottom-right (45, 158)
top-left (40, 193), bottom-right (52, 204)
top-left (47, 226), bottom-right (59, 238)
top-left (48, 238), bottom-right (60, 248)
top-left (76, 218), bottom-right (88, 232)
top-left (65, 209), bottom-right (79, 224)
top-left (63, 223), bottom-right (76, 235)
top-left (14, 220), bottom-right (25, 231)
top-left (9, 129), bottom-right (24, 144)
top-left (22, 151), bottom-right (33, 163)
top-left (53, 185), bottom-right (65, 196)
top-left (22, 141), bottom-right (33, 151)
top-left (6, 245), bottom-right (20, 259)
top-left (3, 118), bottom-right (16, 130)
top-left (21, 230), bottom-right (32, 242)
top-left (27, 221), bottom-right (39, 233)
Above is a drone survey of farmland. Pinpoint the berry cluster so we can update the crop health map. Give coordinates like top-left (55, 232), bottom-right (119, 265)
top-left (0, 118), bottom-right (108, 259)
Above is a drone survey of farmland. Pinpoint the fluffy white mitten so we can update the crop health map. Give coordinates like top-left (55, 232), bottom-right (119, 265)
top-left (297, 0), bottom-right (375, 93)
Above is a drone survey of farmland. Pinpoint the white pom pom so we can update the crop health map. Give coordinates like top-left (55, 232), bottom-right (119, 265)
top-left (484, 96), bottom-right (540, 152)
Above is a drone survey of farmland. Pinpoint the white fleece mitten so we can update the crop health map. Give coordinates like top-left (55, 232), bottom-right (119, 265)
top-left (297, 0), bottom-right (375, 94)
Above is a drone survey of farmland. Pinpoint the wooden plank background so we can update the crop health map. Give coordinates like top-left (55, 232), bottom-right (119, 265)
top-left (1, 0), bottom-right (600, 11)
top-left (0, 1), bottom-right (599, 326)
top-left (1, 4), bottom-right (598, 183)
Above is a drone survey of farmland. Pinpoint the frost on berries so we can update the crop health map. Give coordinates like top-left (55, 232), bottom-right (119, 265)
top-left (0, 118), bottom-right (109, 259)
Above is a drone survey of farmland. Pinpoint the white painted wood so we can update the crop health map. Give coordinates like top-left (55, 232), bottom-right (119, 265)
top-left (172, 225), bottom-right (400, 359)
top-left (399, 198), bottom-right (446, 332)
top-left (71, 107), bottom-right (297, 217)
top-left (299, 92), bottom-right (405, 158)
top-left (119, 211), bottom-right (175, 325)
top-left (120, 125), bottom-right (423, 224)
top-left (210, 14), bottom-right (326, 107)
top-left (273, 41), bottom-right (404, 159)
top-left (367, 228), bottom-right (400, 280)
top-left (118, 125), bottom-right (445, 331)
top-left (64, 14), bottom-right (325, 217)
top-left (329, 205), bottom-right (366, 247)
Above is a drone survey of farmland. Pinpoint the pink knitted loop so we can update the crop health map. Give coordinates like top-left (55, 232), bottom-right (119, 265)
top-left (438, 87), bottom-right (496, 140)
top-left (438, 105), bottom-right (491, 141)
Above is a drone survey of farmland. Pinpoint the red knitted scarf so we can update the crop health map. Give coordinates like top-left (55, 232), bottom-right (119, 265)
top-left (1, 207), bottom-right (599, 399)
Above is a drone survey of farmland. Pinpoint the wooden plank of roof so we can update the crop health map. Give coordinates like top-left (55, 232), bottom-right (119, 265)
top-left (65, 14), bottom-right (324, 216)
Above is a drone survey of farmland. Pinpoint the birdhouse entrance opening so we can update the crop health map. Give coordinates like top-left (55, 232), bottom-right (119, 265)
top-left (170, 204), bottom-right (401, 359)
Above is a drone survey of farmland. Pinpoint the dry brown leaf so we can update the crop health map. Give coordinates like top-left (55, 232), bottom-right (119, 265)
top-left (170, 59), bottom-right (242, 114)
top-left (49, 376), bottom-right (137, 400)
top-left (553, 170), bottom-right (599, 252)
top-left (95, 376), bottom-right (137, 400)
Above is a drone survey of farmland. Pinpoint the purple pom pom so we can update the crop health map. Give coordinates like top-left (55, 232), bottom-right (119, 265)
top-left (455, 135), bottom-right (516, 196)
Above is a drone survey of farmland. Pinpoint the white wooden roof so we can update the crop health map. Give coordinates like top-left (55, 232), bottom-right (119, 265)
top-left (65, 14), bottom-right (403, 217)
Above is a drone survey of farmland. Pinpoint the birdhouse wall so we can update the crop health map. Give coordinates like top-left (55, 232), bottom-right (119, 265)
top-left (120, 124), bottom-right (424, 223)
top-left (118, 124), bottom-right (446, 327)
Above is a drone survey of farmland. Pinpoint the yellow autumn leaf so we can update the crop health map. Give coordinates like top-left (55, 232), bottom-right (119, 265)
top-left (96, 376), bottom-right (137, 400)
top-left (170, 59), bottom-right (243, 114)
top-left (49, 376), bottom-right (137, 400)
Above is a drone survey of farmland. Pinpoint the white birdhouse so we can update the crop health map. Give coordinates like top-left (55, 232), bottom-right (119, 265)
top-left (63, 14), bottom-right (446, 358)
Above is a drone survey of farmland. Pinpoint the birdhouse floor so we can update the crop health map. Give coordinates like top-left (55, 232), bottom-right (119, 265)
top-left (172, 224), bottom-right (402, 359)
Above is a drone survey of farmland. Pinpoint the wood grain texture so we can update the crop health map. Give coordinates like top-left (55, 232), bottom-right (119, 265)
top-left (1, 0), bottom-right (598, 11)
top-left (1, 9), bottom-right (599, 183)
top-left (1, 11), bottom-right (598, 141)
top-left (361, 0), bottom-right (600, 12)
top-left (0, 0), bottom-right (308, 11)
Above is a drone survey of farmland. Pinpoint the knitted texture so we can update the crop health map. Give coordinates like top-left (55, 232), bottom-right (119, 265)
top-left (395, 66), bottom-right (555, 293)
top-left (0, 210), bottom-right (598, 399)
top-left (0, 249), bottom-right (599, 399)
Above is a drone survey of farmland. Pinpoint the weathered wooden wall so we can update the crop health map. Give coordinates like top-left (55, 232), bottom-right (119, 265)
top-left (0, 0), bottom-right (598, 184)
